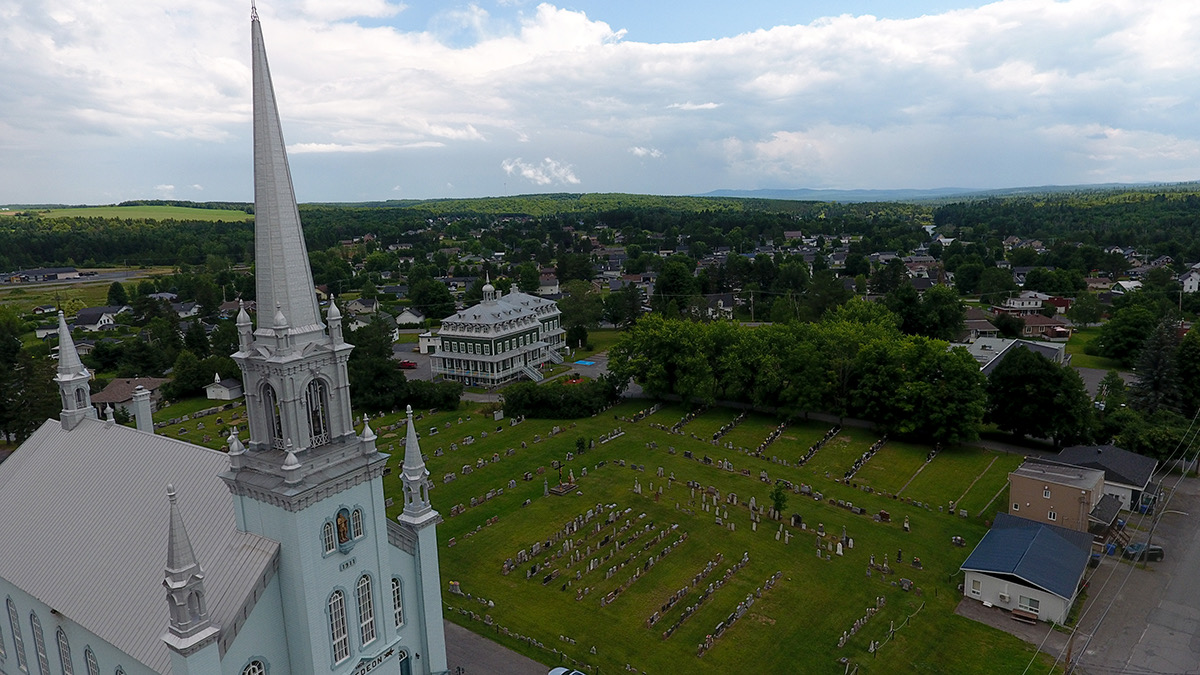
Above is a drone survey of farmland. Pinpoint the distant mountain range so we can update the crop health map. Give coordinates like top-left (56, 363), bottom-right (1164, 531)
top-left (698, 182), bottom-right (1200, 203)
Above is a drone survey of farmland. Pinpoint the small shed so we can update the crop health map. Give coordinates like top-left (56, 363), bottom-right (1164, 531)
top-left (204, 373), bottom-right (244, 401)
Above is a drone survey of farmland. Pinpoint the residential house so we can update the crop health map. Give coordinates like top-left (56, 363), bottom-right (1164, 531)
top-left (172, 300), bottom-right (200, 318)
top-left (960, 513), bottom-right (1093, 624)
top-left (992, 294), bottom-right (1043, 317)
top-left (1019, 314), bottom-right (1072, 341)
top-left (1056, 444), bottom-right (1159, 513)
top-left (702, 293), bottom-right (736, 320)
top-left (964, 338), bottom-right (1070, 375)
top-left (538, 274), bottom-right (561, 296)
top-left (32, 304), bottom-right (57, 315)
top-left (1180, 270), bottom-right (1200, 294)
top-left (90, 376), bottom-right (170, 416)
top-left (345, 297), bottom-right (379, 314)
top-left (395, 307), bottom-right (426, 326)
top-left (74, 305), bottom-right (130, 331)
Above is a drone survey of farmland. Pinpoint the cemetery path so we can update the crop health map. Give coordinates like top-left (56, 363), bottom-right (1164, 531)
top-left (444, 619), bottom-right (548, 675)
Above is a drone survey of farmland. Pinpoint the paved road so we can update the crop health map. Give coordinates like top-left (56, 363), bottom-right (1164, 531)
top-left (1069, 475), bottom-right (1200, 674)
top-left (444, 620), bottom-right (547, 675)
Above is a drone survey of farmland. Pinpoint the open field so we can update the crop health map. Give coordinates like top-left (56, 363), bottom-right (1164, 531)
top-left (9, 205), bottom-right (255, 221)
top-left (351, 400), bottom-right (1053, 673)
top-left (1066, 327), bottom-right (1122, 370)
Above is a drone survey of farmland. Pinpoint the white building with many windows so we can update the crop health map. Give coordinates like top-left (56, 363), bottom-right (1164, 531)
top-left (432, 280), bottom-right (565, 386)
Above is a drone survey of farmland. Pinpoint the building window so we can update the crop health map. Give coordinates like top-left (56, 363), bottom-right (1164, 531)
top-left (1012, 503), bottom-right (1019, 511)
top-left (0, 606), bottom-right (5, 658)
top-left (1018, 596), bottom-right (1040, 614)
top-left (970, 579), bottom-right (981, 596)
top-left (264, 385), bottom-right (284, 450)
top-left (242, 660), bottom-right (265, 675)
top-left (1048, 511), bottom-right (1057, 521)
top-left (8, 598), bottom-right (28, 673)
top-left (323, 522), bottom-right (336, 554)
top-left (116, 669), bottom-right (125, 675)
top-left (357, 576), bottom-right (376, 646)
top-left (1043, 489), bottom-right (1051, 498)
top-left (306, 379), bottom-right (331, 448)
top-left (391, 578), bottom-right (404, 628)
top-left (30, 612), bottom-right (48, 675)
top-left (84, 648), bottom-right (98, 675)
top-left (351, 509), bottom-right (364, 539)
top-left (328, 591), bottom-right (349, 664)
top-left (56, 629), bottom-right (73, 675)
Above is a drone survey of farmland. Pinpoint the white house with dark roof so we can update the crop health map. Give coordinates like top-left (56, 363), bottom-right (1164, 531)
top-left (0, 11), bottom-right (446, 675)
top-left (432, 278), bottom-right (565, 386)
top-left (1056, 444), bottom-right (1159, 513)
top-left (960, 513), bottom-right (1093, 623)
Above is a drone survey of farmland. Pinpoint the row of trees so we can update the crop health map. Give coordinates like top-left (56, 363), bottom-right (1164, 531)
top-left (606, 307), bottom-right (1097, 447)
top-left (501, 374), bottom-right (623, 419)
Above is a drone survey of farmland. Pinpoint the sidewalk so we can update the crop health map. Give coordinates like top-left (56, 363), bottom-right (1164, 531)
top-left (444, 620), bottom-right (548, 675)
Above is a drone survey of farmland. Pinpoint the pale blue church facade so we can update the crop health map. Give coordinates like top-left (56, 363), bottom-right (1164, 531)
top-left (0, 8), bottom-right (447, 675)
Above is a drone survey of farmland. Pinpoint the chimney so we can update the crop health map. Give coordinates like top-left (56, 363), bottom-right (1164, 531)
top-left (132, 385), bottom-right (154, 434)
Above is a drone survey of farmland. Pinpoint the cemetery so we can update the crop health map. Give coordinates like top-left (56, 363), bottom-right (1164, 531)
top-left (368, 398), bottom-right (1056, 673)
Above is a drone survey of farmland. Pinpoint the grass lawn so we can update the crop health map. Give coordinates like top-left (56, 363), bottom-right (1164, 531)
top-left (854, 440), bottom-right (931, 495)
top-left (32, 205), bottom-right (254, 221)
top-left (568, 328), bottom-right (623, 361)
top-left (957, 453), bottom-right (1027, 517)
top-left (153, 397), bottom-right (247, 450)
top-left (1, 281), bottom-right (114, 313)
top-left (901, 447), bottom-right (1012, 510)
top-left (1066, 327), bottom-right (1123, 371)
top-left (372, 401), bottom-right (1055, 674)
top-left (800, 426), bottom-right (882, 479)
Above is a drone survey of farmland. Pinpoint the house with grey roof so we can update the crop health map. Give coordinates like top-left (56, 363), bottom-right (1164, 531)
top-left (433, 278), bottom-right (565, 386)
top-left (1057, 444), bottom-right (1159, 513)
top-left (0, 13), bottom-right (447, 675)
top-left (960, 513), bottom-right (1093, 623)
top-left (74, 304), bottom-right (130, 331)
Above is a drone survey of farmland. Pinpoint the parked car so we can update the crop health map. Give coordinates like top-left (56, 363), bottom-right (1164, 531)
top-left (398, 360), bottom-right (418, 369)
top-left (548, 669), bottom-right (586, 675)
top-left (1123, 542), bottom-right (1165, 562)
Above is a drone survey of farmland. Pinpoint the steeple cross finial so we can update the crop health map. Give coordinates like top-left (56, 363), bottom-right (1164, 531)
top-left (251, 1), bottom-right (258, 22)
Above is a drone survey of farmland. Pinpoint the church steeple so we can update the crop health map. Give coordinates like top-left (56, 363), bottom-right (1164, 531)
top-left (398, 405), bottom-right (436, 526)
top-left (229, 8), bottom-right (362, 487)
top-left (251, 8), bottom-right (323, 345)
top-left (54, 311), bottom-right (95, 430)
top-left (162, 485), bottom-right (218, 653)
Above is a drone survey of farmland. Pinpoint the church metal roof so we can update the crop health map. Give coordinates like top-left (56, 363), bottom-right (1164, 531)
top-left (0, 418), bottom-right (279, 674)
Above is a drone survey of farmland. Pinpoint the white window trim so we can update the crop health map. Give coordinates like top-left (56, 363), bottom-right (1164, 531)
top-left (391, 578), bottom-right (404, 628)
top-left (357, 576), bottom-right (376, 646)
top-left (329, 591), bottom-right (349, 664)
top-left (323, 522), bottom-right (336, 554)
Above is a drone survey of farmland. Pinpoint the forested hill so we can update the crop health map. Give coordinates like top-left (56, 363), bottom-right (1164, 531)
top-left (934, 190), bottom-right (1200, 261)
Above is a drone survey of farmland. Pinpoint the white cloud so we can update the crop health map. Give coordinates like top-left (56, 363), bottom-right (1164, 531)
top-left (667, 102), bottom-right (721, 111)
top-left (5, 0), bottom-right (1200, 201)
top-left (501, 157), bottom-right (580, 185)
top-left (190, 184), bottom-right (204, 191)
top-left (629, 146), bottom-right (663, 158)
top-left (154, 184), bottom-right (175, 197)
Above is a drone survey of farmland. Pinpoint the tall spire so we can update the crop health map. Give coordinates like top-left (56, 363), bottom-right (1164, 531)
top-left (252, 10), bottom-right (323, 343)
top-left (55, 311), bottom-right (95, 430)
top-left (399, 405), bottom-right (435, 523)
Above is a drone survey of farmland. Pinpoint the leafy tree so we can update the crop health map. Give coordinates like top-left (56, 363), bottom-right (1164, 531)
top-left (653, 257), bottom-right (699, 313)
top-left (977, 267), bottom-right (1017, 305)
top-left (954, 262), bottom-right (984, 295)
top-left (1066, 293), bottom-right (1103, 326)
top-left (515, 263), bottom-right (541, 293)
top-left (555, 252), bottom-right (593, 282)
top-left (992, 313), bottom-right (1024, 339)
top-left (1177, 328), bottom-right (1200, 416)
top-left (408, 278), bottom-right (456, 320)
top-left (769, 482), bottom-right (788, 515)
top-left (1097, 304), bottom-right (1158, 365)
top-left (921, 285), bottom-right (966, 341)
top-left (346, 317), bottom-right (408, 412)
top-left (558, 280), bottom-right (603, 329)
top-left (603, 285), bottom-right (643, 328)
top-left (868, 259), bottom-right (907, 294)
top-left (107, 282), bottom-right (129, 306)
top-left (1097, 370), bottom-right (1128, 412)
top-left (566, 324), bottom-right (589, 349)
top-left (985, 346), bottom-right (1092, 446)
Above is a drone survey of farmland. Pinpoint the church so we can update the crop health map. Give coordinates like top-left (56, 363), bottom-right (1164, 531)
top-left (0, 9), bottom-right (448, 675)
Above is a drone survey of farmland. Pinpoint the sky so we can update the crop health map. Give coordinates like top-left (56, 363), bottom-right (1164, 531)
top-left (3, 0), bottom-right (1200, 204)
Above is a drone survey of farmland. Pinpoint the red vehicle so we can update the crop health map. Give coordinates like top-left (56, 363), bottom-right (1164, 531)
top-left (398, 360), bottom-right (418, 369)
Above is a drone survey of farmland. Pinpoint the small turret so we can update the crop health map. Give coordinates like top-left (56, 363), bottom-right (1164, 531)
top-left (398, 405), bottom-right (435, 524)
top-left (235, 300), bottom-right (253, 353)
top-left (162, 485), bottom-right (218, 653)
top-left (54, 311), bottom-right (96, 430)
top-left (327, 295), bottom-right (344, 345)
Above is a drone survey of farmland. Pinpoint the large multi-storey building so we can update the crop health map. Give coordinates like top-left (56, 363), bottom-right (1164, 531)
top-left (432, 281), bottom-right (565, 386)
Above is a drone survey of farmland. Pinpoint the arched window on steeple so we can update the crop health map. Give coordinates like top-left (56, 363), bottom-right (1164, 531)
top-left (322, 522), bottom-right (336, 554)
top-left (84, 647), bottom-right (99, 675)
top-left (391, 578), bottom-right (404, 628)
top-left (263, 385), bottom-right (284, 450)
top-left (328, 591), bottom-right (349, 664)
top-left (356, 575), bottom-right (376, 646)
top-left (74, 388), bottom-right (85, 408)
top-left (306, 379), bottom-right (330, 447)
top-left (350, 508), bottom-right (364, 539)
top-left (242, 660), bottom-right (265, 675)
